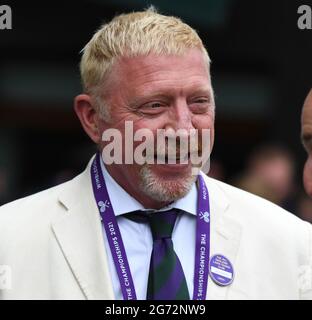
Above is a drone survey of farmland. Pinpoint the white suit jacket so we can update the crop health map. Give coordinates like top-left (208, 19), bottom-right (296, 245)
top-left (0, 159), bottom-right (312, 300)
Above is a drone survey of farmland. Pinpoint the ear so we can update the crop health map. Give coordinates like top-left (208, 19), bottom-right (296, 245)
top-left (74, 94), bottom-right (101, 144)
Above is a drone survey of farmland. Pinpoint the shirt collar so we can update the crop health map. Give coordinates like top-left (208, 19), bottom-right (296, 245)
top-left (100, 158), bottom-right (197, 217)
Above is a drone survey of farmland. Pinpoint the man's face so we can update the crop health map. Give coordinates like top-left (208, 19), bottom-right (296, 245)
top-left (98, 48), bottom-right (215, 206)
top-left (302, 89), bottom-right (312, 197)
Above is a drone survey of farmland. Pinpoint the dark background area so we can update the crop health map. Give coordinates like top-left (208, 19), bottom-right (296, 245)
top-left (0, 0), bottom-right (311, 211)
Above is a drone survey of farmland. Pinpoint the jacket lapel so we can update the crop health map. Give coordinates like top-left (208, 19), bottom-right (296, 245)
top-left (204, 178), bottom-right (243, 300)
top-left (51, 160), bottom-right (114, 300)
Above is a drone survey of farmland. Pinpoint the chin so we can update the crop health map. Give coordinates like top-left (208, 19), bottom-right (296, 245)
top-left (139, 164), bottom-right (197, 202)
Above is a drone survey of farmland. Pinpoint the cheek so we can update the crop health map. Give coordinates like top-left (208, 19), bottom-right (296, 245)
top-left (192, 115), bottom-right (215, 149)
top-left (303, 156), bottom-right (312, 197)
top-left (134, 116), bottom-right (164, 130)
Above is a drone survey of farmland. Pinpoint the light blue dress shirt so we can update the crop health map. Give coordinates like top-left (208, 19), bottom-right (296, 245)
top-left (100, 158), bottom-right (198, 300)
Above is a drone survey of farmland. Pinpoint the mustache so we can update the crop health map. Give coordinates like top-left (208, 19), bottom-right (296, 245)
top-left (144, 147), bottom-right (203, 161)
top-left (144, 137), bottom-right (204, 158)
top-left (156, 136), bottom-right (202, 152)
top-left (136, 129), bottom-right (210, 163)
top-left (155, 148), bottom-right (202, 157)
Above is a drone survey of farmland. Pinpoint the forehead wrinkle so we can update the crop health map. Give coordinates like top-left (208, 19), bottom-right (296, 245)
top-left (113, 67), bottom-right (211, 106)
top-left (123, 66), bottom-right (210, 89)
top-left (115, 50), bottom-right (209, 83)
top-left (134, 77), bottom-right (211, 95)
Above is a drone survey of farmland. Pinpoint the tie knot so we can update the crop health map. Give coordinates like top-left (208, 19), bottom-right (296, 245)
top-left (125, 209), bottom-right (178, 240)
top-left (148, 209), bottom-right (178, 240)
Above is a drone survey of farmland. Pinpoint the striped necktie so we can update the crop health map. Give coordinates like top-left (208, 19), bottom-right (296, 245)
top-left (127, 209), bottom-right (190, 300)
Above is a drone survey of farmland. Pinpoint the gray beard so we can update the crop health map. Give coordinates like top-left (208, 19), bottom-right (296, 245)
top-left (138, 164), bottom-right (198, 203)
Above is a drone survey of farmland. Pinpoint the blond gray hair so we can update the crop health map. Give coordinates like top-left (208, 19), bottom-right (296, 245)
top-left (80, 7), bottom-right (211, 120)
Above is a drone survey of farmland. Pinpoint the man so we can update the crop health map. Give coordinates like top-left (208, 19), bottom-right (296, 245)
top-left (302, 89), bottom-right (312, 198)
top-left (1, 9), bottom-right (312, 300)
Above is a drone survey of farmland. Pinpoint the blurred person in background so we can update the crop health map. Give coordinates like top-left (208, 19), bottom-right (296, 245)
top-left (0, 8), bottom-right (312, 300)
top-left (298, 89), bottom-right (312, 224)
top-left (302, 89), bottom-right (312, 198)
top-left (233, 144), bottom-right (296, 211)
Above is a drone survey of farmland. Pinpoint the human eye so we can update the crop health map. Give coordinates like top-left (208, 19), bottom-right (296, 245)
top-left (189, 96), bottom-right (211, 113)
top-left (195, 98), bottom-right (210, 104)
top-left (147, 102), bottom-right (163, 109)
top-left (139, 101), bottom-right (167, 114)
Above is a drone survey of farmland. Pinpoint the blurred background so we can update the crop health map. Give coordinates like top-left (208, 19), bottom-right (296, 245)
top-left (0, 0), bottom-right (311, 220)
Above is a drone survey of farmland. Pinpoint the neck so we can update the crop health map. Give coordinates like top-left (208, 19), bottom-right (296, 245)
top-left (105, 164), bottom-right (171, 210)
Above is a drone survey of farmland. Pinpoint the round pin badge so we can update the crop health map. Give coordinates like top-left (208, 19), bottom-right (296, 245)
top-left (209, 254), bottom-right (234, 286)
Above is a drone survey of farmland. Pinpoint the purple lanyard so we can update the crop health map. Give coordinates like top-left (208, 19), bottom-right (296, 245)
top-left (91, 153), bottom-right (210, 300)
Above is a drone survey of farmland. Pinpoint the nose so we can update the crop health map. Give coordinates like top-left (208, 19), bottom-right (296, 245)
top-left (165, 99), bottom-right (194, 132)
